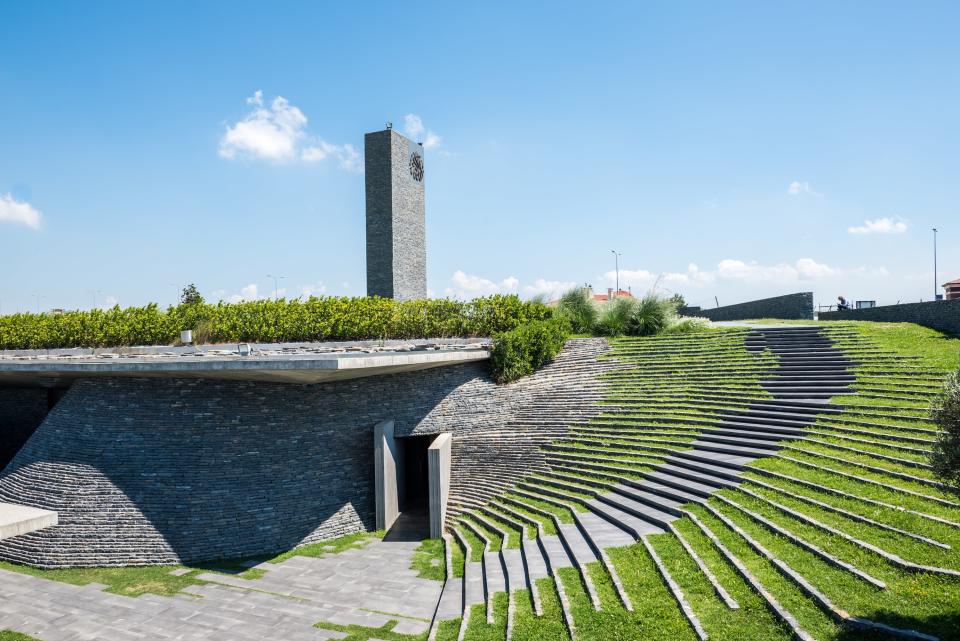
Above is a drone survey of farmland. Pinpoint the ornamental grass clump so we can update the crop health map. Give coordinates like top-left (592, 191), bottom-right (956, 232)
top-left (930, 368), bottom-right (960, 495)
top-left (627, 294), bottom-right (675, 336)
top-left (556, 287), bottom-right (598, 334)
top-left (595, 297), bottom-right (636, 336)
top-left (553, 286), bottom-right (709, 338)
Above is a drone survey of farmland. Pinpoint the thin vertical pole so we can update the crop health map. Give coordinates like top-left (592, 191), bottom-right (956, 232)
top-left (933, 228), bottom-right (938, 300)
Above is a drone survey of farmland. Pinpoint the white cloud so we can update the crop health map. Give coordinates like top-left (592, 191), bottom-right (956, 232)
top-left (523, 278), bottom-right (577, 300)
top-left (219, 91), bottom-right (360, 171)
top-left (602, 258), bottom-right (855, 290)
top-left (600, 264), bottom-right (715, 292)
top-left (444, 270), bottom-right (519, 299)
top-left (300, 282), bottom-right (327, 298)
top-left (224, 283), bottom-right (259, 303)
top-left (404, 113), bottom-right (442, 150)
top-left (301, 141), bottom-right (361, 171)
top-left (848, 217), bottom-right (908, 235)
top-left (787, 181), bottom-right (822, 197)
top-left (0, 193), bottom-right (42, 229)
top-left (404, 114), bottom-right (424, 137)
top-left (715, 258), bottom-right (839, 282)
top-left (102, 296), bottom-right (119, 309)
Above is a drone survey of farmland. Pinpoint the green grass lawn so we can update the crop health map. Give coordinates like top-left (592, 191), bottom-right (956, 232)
top-left (441, 320), bottom-right (960, 640)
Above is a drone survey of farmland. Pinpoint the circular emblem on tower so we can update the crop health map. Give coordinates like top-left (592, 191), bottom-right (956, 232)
top-left (409, 152), bottom-right (424, 182)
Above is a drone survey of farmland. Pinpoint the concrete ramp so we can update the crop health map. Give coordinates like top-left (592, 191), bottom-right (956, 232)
top-left (0, 503), bottom-right (57, 541)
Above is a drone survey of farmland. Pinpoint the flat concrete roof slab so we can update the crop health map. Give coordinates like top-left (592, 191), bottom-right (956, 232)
top-left (0, 503), bottom-right (58, 541)
top-left (0, 340), bottom-right (490, 385)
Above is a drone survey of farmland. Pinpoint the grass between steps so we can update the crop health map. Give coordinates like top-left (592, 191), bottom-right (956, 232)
top-left (560, 551), bottom-right (696, 640)
top-left (0, 530), bottom-right (384, 597)
top-left (0, 633), bottom-right (40, 641)
top-left (436, 322), bottom-right (960, 640)
top-left (460, 592), bottom-right (509, 641)
top-left (512, 579), bottom-right (571, 641)
top-left (411, 538), bottom-right (446, 581)
top-left (315, 619), bottom-right (427, 641)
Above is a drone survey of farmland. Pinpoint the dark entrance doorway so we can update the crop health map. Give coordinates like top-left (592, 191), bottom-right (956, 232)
top-left (384, 435), bottom-right (432, 542)
top-left (400, 435), bottom-right (432, 511)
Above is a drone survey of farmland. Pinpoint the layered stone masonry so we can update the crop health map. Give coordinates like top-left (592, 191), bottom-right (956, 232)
top-left (820, 297), bottom-right (960, 336)
top-left (0, 339), bottom-right (616, 567)
top-left (680, 292), bottom-right (814, 321)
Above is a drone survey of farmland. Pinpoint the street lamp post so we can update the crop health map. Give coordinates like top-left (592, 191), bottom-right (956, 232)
top-left (933, 228), bottom-right (939, 300)
top-left (267, 274), bottom-right (286, 300)
top-left (610, 250), bottom-right (621, 295)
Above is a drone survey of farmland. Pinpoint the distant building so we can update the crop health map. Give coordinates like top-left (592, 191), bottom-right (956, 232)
top-left (547, 286), bottom-right (634, 307)
top-left (944, 278), bottom-right (960, 301)
top-left (592, 287), bottom-right (634, 302)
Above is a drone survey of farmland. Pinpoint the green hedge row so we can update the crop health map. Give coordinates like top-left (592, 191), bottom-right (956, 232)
top-left (0, 295), bottom-right (552, 350)
top-left (489, 317), bottom-right (571, 384)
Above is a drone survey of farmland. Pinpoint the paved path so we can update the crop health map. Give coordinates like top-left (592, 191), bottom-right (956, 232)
top-left (0, 538), bottom-right (442, 640)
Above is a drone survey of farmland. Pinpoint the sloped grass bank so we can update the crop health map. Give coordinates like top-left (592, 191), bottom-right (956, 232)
top-left (443, 322), bottom-right (960, 640)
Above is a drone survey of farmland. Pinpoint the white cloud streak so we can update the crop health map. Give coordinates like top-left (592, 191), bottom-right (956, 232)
top-left (404, 113), bottom-right (442, 150)
top-left (219, 91), bottom-right (360, 171)
top-left (848, 217), bottom-right (908, 235)
top-left (601, 258), bottom-right (884, 291)
top-left (0, 193), bottom-right (42, 229)
top-left (787, 181), bottom-right (822, 197)
top-left (444, 271), bottom-right (519, 299)
top-left (523, 278), bottom-right (577, 299)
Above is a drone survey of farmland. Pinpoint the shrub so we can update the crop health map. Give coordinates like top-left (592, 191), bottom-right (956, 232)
top-left (556, 287), bottom-right (598, 334)
top-left (931, 369), bottom-right (960, 495)
top-left (0, 295), bottom-right (551, 349)
top-left (595, 297), bottom-right (636, 336)
top-left (489, 317), bottom-right (570, 384)
top-left (662, 316), bottom-right (710, 334)
top-left (627, 294), bottom-right (676, 337)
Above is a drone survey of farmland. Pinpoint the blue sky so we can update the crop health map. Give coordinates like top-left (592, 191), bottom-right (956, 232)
top-left (1, 1), bottom-right (957, 313)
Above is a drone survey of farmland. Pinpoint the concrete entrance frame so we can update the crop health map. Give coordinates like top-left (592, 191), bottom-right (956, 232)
top-left (428, 433), bottom-right (451, 539)
top-left (374, 420), bottom-right (451, 537)
top-left (374, 420), bottom-right (400, 531)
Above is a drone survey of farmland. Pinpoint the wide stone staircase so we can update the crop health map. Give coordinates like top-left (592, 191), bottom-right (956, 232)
top-left (428, 326), bottom-right (957, 641)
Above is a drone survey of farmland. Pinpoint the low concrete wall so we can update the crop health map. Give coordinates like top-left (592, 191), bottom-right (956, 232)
top-left (428, 433), bottom-right (451, 539)
top-left (0, 503), bottom-right (57, 541)
top-left (820, 298), bottom-right (960, 336)
top-left (680, 292), bottom-right (813, 321)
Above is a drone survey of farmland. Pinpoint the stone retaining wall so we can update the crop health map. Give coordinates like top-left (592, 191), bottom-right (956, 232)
top-left (680, 292), bottom-right (813, 321)
top-left (819, 298), bottom-right (960, 336)
top-left (0, 340), bottom-right (608, 567)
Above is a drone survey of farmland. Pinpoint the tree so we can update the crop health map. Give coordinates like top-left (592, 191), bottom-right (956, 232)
top-left (180, 284), bottom-right (204, 306)
top-left (669, 293), bottom-right (687, 309)
top-left (931, 369), bottom-right (960, 495)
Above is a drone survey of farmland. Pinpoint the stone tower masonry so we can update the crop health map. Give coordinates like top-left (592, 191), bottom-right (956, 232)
top-left (364, 127), bottom-right (427, 300)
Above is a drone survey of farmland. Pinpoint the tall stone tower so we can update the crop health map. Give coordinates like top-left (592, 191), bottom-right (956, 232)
top-left (365, 127), bottom-right (427, 300)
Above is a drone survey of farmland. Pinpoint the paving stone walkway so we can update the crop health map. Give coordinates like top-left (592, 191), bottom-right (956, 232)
top-left (0, 537), bottom-right (442, 640)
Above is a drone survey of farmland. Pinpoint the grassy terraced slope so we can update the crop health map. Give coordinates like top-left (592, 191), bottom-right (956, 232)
top-left (435, 324), bottom-right (960, 641)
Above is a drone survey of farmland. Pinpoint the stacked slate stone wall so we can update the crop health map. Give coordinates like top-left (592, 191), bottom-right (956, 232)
top-left (679, 292), bottom-right (813, 321)
top-left (0, 343), bottom-right (607, 567)
top-left (0, 388), bottom-right (48, 471)
top-left (819, 298), bottom-right (960, 336)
